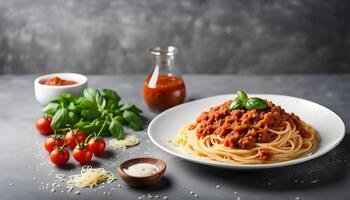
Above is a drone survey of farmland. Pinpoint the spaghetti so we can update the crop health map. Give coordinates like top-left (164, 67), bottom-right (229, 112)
top-left (67, 166), bottom-right (115, 188)
top-left (174, 99), bottom-right (319, 164)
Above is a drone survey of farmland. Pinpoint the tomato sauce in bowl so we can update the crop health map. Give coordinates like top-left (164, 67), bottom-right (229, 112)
top-left (143, 75), bottom-right (186, 113)
top-left (42, 76), bottom-right (78, 86)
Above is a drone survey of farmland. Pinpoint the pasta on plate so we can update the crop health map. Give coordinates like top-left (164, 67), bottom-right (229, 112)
top-left (174, 98), bottom-right (319, 165)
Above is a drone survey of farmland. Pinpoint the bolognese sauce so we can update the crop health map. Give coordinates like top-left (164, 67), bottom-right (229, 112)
top-left (189, 100), bottom-right (311, 160)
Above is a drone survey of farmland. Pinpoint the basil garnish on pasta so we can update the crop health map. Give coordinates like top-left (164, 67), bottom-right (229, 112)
top-left (229, 90), bottom-right (268, 110)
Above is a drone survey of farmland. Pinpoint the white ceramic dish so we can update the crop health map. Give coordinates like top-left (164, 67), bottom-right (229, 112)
top-left (148, 94), bottom-right (345, 170)
top-left (34, 73), bottom-right (88, 105)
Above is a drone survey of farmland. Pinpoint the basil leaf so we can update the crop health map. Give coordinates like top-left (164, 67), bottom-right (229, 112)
top-left (120, 103), bottom-right (142, 114)
top-left (105, 99), bottom-right (117, 110)
top-left (113, 109), bottom-right (123, 116)
top-left (67, 102), bottom-right (76, 110)
top-left (114, 115), bottom-right (127, 125)
top-left (237, 90), bottom-right (248, 103)
top-left (49, 97), bottom-right (62, 104)
top-left (91, 118), bottom-right (104, 128)
top-left (103, 89), bottom-right (121, 103)
top-left (245, 97), bottom-right (268, 110)
top-left (229, 98), bottom-right (245, 110)
top-left (93, 91), bottom-right (107, 109)
top-left (81, 108), bottom-right (101, 120)
top-left (94, 92), bottom-right (102, 104)
top-left (51, 108), bottom-right (68, 130)
top-left (83, 87), bottom-right (99, 101)
top-left (67, 111), bottom-right (80, 125)
top-left (130, 105), bottom-right (143, 114)
top-left (42, 103), bottom-right (59, 115)
top-left (100, 98), bottom-right (107, 109)
top-left (123, 110), bottom-right (143, 131)
top-left (78, 99), bottom-right (96, 109)
top-left (74, 121), bottom-right (96, 134)
top-left (74, 121), bottom-right (89, 129)
top-left (59, 93), bottom-right (74, 100)
top-left (119, 103), bottom-right (133, 110)
top-left (109, 119), bottom-right (124, 139)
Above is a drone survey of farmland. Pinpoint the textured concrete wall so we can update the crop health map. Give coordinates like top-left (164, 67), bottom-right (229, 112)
top-left (0, 0), bottom-right (349, 74)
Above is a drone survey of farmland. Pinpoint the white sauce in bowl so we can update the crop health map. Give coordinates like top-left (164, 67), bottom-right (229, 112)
top-left (124, 163), bottom-right (159, 177)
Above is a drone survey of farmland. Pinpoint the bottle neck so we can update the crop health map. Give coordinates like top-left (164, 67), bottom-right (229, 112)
top-left (152, 54), bottom-right (177, 75)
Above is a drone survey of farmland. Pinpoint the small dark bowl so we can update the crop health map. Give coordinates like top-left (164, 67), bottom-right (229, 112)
top-left (118, 157), bottom-right (166, 187)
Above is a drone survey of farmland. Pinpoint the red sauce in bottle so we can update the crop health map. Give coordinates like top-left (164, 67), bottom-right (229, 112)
top-left (143, 74), bottom-right (186, 113)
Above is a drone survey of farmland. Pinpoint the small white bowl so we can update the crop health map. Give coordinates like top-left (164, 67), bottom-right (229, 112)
top-left (34, 73), bottom-right (88, 105)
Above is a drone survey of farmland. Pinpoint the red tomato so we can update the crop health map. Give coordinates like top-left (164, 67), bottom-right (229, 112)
top-left (44, 136), bottom-right (65, 153)
top-left (65, 130), bottom-right (86, 149)
top-left (35, 117), bottom-right (53, 135)
top-left (88, 138), bottom-right (106, 156)
top-left (50, 147), bottom-right (70, 166)
top-left (73, 146), bottom-right (92, 164)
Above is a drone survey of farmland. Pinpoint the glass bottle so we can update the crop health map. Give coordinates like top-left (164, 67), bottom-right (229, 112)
top-left (143, 46), bottom-right (186, 113)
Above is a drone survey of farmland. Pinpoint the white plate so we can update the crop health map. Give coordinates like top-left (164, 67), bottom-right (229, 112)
top-left (148, 94), bottom-right (345, 170)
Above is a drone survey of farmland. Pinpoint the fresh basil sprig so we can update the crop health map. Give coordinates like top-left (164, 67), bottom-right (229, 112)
top-left (229, 90), bottom-right (268, 110)
top-left (42, 87), bottom-right (144, 139)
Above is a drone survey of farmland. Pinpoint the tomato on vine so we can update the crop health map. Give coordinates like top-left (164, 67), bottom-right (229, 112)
top-left (36, 117), bottom-right (53, 135)
top-left (73, 145), bottom-right (92, 164)
top-left (88, 137), bottom-right (106, 156)
top-left (68, 129), bottom-right (93, 164)
top-left (87, 121), bottom-right (107, 156)
top-left (65, 129), bottom-right (86, 149)
top-left (50, 146), bottom-right (70, 166)
top-left (44, 135), bottom-right (65, 153)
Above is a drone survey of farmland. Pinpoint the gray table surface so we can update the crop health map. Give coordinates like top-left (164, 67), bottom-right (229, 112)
top-left (0, 74), bottom-right (349, 200)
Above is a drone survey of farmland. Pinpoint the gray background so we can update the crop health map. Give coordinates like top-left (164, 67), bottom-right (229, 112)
top-left (0, 0), bottom-right (350, 74)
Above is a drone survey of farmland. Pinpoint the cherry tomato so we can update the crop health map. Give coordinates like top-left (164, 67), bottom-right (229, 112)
top-left (88, 138), bottom-right (106, 156)
top-left (35, 117), bottom-right (53, 135)
top-left (44, 136), bottom-right (65, 153)
top-left (65, 130), bottom-right (86, 149)
top-left (50, 147), bottom-right (70, 166)
top-left (73, 146), bottom-right (92, 164)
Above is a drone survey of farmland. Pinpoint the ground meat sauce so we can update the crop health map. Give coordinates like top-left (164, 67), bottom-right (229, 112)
top-left (43, 76), bottom-right (78, 86)
top-left (189, 100), bottom-right (310, 160)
